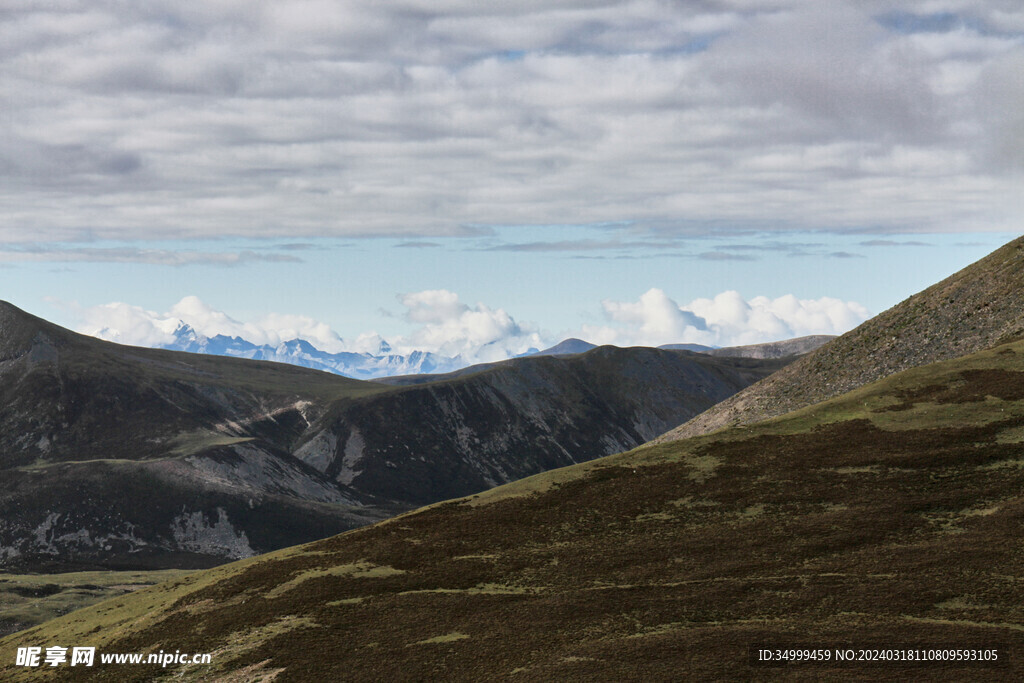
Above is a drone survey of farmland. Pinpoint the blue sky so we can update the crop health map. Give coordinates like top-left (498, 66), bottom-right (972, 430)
top-left (2, 1), bottom-right (1022, 361)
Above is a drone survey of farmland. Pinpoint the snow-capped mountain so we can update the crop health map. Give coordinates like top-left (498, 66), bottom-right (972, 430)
top-left (160, 323), bottom-right (465, 379)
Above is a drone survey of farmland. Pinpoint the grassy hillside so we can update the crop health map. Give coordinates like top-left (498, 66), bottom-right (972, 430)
top-left (661, 234), bottom-right (1024, 441)
top-left (0, 570), bottom-right (196, 638)
top-left (4, 337), bottom-right (1024, 680)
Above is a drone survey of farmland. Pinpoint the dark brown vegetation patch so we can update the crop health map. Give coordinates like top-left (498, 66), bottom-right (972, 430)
top-left (878, 369), bottom-right (1024, 411)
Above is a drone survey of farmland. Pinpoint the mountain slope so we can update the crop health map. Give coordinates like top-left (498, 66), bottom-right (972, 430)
top-left (0, 303), bottom-right (387, 469)
top-left (0, 303), bottom-right (785, 571)
top-left (8, 336), bottom-right (1024, 680)
top-left (657, 342), bottom-right (714, 352)
top-left (659, 235), bottom-right (1024, 441)
top-left (294, 346), bottom-right (788, 506)
top-left (0, 301), bottom-right (398, 571)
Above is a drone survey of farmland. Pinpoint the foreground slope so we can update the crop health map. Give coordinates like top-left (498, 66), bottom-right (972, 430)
top-left (7, 337), bottom-right (1024, 680)
top-left (0, 302), bottom-right (783, 570)
top-left (660, 235), bottom-right (1024, 441)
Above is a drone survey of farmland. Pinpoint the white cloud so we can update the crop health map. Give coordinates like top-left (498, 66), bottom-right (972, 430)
top-left (0, 246), bottom-right (300, 266)
top-left (77, 302), bottom-right (180, 348)
top-left (586, 288), bottom-right (870, 347)
top-left (399, 289), bottom-right (469, 325)
top-left (602, 289), bottom-right (712, 346)
top-left (392, 290), bottom-right (544, 362)
top-left (76, 296), bottom-right (347, 353)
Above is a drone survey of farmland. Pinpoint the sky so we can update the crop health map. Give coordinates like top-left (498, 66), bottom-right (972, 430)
top-left (2, 1), bottom-right (1022, 364)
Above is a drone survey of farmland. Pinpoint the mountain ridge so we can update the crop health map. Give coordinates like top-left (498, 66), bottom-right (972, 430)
top-left (0, 301), bottom-right (400, 571)
top-left (296, 345), bottom-right (788, 506)
top-left (657, 235), bottom-right (1024, 442)
top-left (116, 316), bottom-right (833, 380)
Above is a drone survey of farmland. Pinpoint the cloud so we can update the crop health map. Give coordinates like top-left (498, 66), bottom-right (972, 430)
top-left (75, 291), bottom-right (541, 364)
top-left (400, 290), bottom-right (470, 325)
top-left (76, 302), bottom-right (181, 348)
top-left (173, 297), bottom-right (348, 353)
top-left (274, 242), bottom-right (319, 251)
top-left (482, 240), bottom-right (627, 253)
top-left (697, 251), bottom-right (758, 261)
top-left (393, 289), bottom-right (543, 362)
top-left (699, 240), bottom-right (866, 259)
top-left (479, 237), bottom-right (685, 253)
top-left (75, 296), bottom-right (346, 352)
top-left (600, 289), bottom-right (711, 345)
top-left (395, 241), bottom-right (442, 248)
top-left (585, 288), bottom-right (871, 348)
top-left (0, 246), bottom-right (302, 266)
top-left (715, 242), bottom-right (825, 252)
top-left (2, 1), bottom-right (1023, 244)
top-left (859, 239), bottom-right (932, 247)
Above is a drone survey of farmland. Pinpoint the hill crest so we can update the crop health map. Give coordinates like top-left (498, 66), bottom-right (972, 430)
top-left (658, 235), bottom-right (1024, 441)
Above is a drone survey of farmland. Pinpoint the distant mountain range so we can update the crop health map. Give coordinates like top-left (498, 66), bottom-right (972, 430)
top-left (158, 326), bottom-right (834, 380)
top-left (159, 322), bottom-right (466, 378)
top-left (532, 336), bottom-right (836, 360)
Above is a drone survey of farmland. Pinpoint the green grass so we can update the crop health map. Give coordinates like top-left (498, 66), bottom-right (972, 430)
top-left (730, 338), bottom-right (1024, 437)
top-left (0, 545), bottom-right (311, 662)
top-left (0, 570), bottom-right (196, 637)
top-left (167, 431), bottom-right (256, 457)
top-left (412, 632), bottom-right (470, 645)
